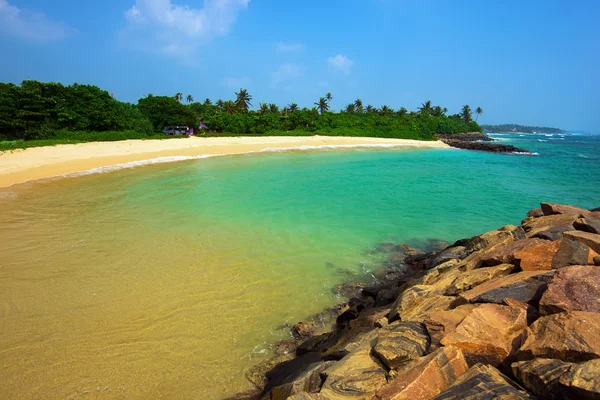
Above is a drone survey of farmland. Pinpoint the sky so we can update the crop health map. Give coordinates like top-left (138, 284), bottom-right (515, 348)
top-left (1, 0), bottom-right (599, 132)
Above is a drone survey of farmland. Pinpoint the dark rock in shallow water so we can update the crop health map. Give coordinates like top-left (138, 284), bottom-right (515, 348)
top-left (262, 352), bottom-right (322, 395)
top-left (442, 139), bottom-right (531, 154)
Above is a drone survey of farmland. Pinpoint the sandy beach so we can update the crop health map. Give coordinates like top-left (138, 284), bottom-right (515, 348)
top-left (0, 136), bottom-right (448, 187)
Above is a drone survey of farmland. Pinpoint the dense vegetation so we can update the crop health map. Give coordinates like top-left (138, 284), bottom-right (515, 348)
top-left (0, 80), bottom-right (482, 147)
top-left (481, 124), bottom-right (564, 134)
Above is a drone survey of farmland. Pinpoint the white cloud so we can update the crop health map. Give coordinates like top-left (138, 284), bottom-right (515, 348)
top-left (270, 63), bottom-right (304, 89)
top-left (327, 54), bottom-right (354, 75)
top-left (121, 0), bottom-right (250, 55)
top-left (0, 0), bottom-right (75, 42)
top-left (221, 76), bottom-right (252, 88)
top-left (276, 41), bottom-right (305, 53)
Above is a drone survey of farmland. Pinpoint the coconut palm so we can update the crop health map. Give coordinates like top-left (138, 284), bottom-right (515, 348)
top-left (418, 100), bottom-right (433, 115)
top-left (174, 93), bottom-right (183, 103)
top-left (432, 106), bottom-right (446, 117)
top-left (235, 88), bottom-right (252, 112)
top-left (216, 99), bottom-right (224, 109)
top-left (314, 97), bottom-right (329, 114)
top-left (269, 103), bottom-right (280, 114)
top-left (259, 102), bottom-right (269, 114)
top-left (461, 105), bottom-right (473, 124)
top-left (204, 98), bottom-right (212, 105)
top-left (223, 100), bottom-right (237, 115)
top-left (325, 92), bottom-right (333, 102)
top-left (288, 103), bottom-right (299, 113)
top-left (345, 103), bottom-right (356, 113)
top-left (366, 105), bottom-right (375, 113)
top-left (380, 105), bottom-right (392, 115)
top-left (475, 107), bottom-right (483, 121)
top-left (354, 98), bottom-right (364, 113)
top-left (397, 107), bottom-right (408, 117)
top-left (186, 94), bottom-right (194, 103)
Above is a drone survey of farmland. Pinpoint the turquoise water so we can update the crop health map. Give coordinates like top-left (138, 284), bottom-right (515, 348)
top-left (0, 133), bottom-right (598, 399)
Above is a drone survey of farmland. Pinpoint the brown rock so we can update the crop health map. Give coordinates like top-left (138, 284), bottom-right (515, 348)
top-left (424, 305), bottom-right (478, 350)
top-left (443, 264), bottom-right (515, 295)
top-left (270, 361), bottom-right (335, 400)
top-left (349, 307), bottom-right (393, 329)
top-left (478, 239), bottom-right (544, 267)
top-left (452, 271), bottom-right (554, 307)
top-left (523, 214), bottom-right (579, 235)
top-left (425, 246), bottom-right (467, 269)
top-left (373, 346), bottom-right (469, 400)
top-left (372, 322), bottom-right (430, 370)
top-left (293, 322), bottom-right (318, 340)
top-left (564, 230), bottom-right (600, 253)
top-left (464, 225), bottom-right (525, 254)
top-left (517, 311), bottom-right (600, 362)
top-left (223, 389), bottom-right (262, 400)
top-left (440, 304), bottom-right (527, 367)
top-left (527, 208), bottom-right (543, 218)
top-left (539, 265), bottom-right (600, 315)
top-left (287, 393), bottom-right (318, 400)
top-left (558, 359), bottom-right (600, 399)
top-left (531, 225), bottom-right (574, 241)
top-left (501, 298), bottom-right (539, 325)
top-left (514, 240), bottom-right (561, 271)
top-left (595, 255), bottom-right (600, 266)
top-left (574, 217), bottom-right (600, 234)
top-left (432, 363), bottom-right (535, 399)
top-left (552, 236), bottom-right (592, 269)
top-left (511, 358), bottom-right (573, 399)
top-left (321, 327), bottom-right (379, 361)
top-left (388, 285), bottom-right (454, 322)
top-left (319, 344), bottom-right (387, 400)
top-left (540, 202), bottom-right (592, 217)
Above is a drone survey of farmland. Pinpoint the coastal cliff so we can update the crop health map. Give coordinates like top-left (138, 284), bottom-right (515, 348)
top-left (228, 202), bottom-right (600, 400)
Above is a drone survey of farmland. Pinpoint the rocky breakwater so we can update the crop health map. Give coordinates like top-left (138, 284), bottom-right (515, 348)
top-left (438, 132), bottom-right (531, 154)
top-left (227, 202), bottom-right (600, 400)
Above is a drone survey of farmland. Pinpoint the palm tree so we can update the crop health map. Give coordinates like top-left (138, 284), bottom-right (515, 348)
top-left (345, 103), bottom-right (356, 113)
top-left (475, 107), bottom-right (483, 121)
top-left (204, 98), bottom-right (212, 105)
top-left (325, 92), bottom-right (333, 102)
top-left (174, 93), bottom-right (183, 103)
top-left (282, 107), bottom-right (289, 116)
top-left (418, 100), bottom-right (433, 115)
top-left (397, 107), bottom-right (408, 117)
top-left (380, 105), bottom-right (392, 115)
top-left (223, 100), bottom-right (237, 115)
top-left (288, 103), bottom-right (299, 113)
top-left (186, 94), bottom-right (194, 103)
top-left (259, 102), bottom-right (269, 114)
top-left (235, 88), bottom-right (252, 112)
top-left (216, 99), bottom-right (224, 110)
top-left (314, 97), bottom-right (329, 114)
top-left (432, 106), bottom-right (446, 117)
top-left (366, 105), bottom-right (375, 113)
top-left (354, 98), bottom-right (364, 113)
top-left (461, 105), bottom-right (473, 124)
top-left (269, 103), bottom-right (280, 114)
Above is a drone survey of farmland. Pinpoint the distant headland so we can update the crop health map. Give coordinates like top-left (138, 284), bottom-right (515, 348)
top-left (481, 124), bottom-right (565, 134)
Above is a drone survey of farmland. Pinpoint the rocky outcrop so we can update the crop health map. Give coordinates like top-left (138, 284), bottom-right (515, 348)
top-left (372, 322), bottom-right (430, 370)
top-left (437, 132), bottom-right (494, 142)
top-left (441, 139), bottom-right (531, 154)
top-left (539, 265), bottom-right (600, 315)
top-left (563, 230), bottom-right (600, 253)
top-left (270, 360), bottom-right (335, 400)
top-left (551, 235), bottom-right (593, 269)
top-left (511, 358), bottom-right (573, 399)
top-left (558, 359), bottom-right (600, 399)
top-left (514, 240), bottom-right (560, 271)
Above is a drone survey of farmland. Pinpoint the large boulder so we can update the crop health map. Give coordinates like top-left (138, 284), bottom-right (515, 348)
top-left (372, 322), bottom-right (430, 370)
top-left (523, 214), bottom-right (580, 236)
top-left (517, 311), bottom-right (600, 362)
top-left (463, 225), bottom-right (525, 255)
top-left (425, 246), bottom-right (467, 269)
top-left (477, 238), bottom-right (544, 268)
top-left (373, 346), bottom-right (469, 400)
top-left (388, 285), bottom-right (455, 322)
top-left (452, 271), bottom-right (554, 307)
top-left (551, 235), bottom-right (593, 269)
top-left (540, 202), bottom-right (592, 218)
top-left (269, 360), bottom-right (335, 400)
top-left (440, 303), bottom-right (528, 367)
top-left (531, 225), bottom-right (574, 241)
top-left (432, 363), bottom-right (535, 399)
top-left (539, 265), bottom-right (600, 315)
top-left (319, 344), bottom-right (387, 400)
top-left (424, 305), bottom-right (478, 351)
top-left (573, 217), bottom-right (600, 234)
top-left (321, 327), bottom-right (378, 361)
top-left (443, 264), bottom-right (515, 296)
top-left (349, 307), bottom-right (392, 329)
top-left (558, 359), bottom-right (600, 399)
top-left (511, 358), bottom-right (573, 399)
top-left (514, 240), bottom-right (561, 271)
top-left (563, 231), bottom-right (600, 253)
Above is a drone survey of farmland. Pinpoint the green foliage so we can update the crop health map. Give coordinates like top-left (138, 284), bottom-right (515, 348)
top-left (481, 124), bottom-right (563, 134)
top-left (137, 95), bottom-right (196, 130)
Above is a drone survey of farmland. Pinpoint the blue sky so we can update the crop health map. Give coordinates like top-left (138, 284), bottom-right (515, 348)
top-left (1, 0), bottom-right (599, 131)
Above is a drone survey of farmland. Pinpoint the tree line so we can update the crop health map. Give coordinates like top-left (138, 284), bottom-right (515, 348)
top-left (0, 80), bottom-right (482, 142)
top-left (481, 124), bottom-right (563, 134)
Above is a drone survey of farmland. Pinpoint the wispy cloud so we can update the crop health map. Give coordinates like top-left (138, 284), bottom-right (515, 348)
top-left (270, 63), bottom-right (304, 89)
top-left (0, 0), bottom-right (75, 42)
top-left (221, 76), bottom-right (252, 89)
top-left (120, 0), bottom-right (250, 56)
top-left (327, 54), bottom-right (354, 75)
top-left (276, 41), bottom-right (305, 53)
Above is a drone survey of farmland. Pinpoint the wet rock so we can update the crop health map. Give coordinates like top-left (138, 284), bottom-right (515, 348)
top-left (349, 307), bottom-right (392, 329)
top-left (425, 305), bottom-right (478, 351)
top-left (286, 393), bottom-right (318, 400)
top-left (440, 303), bottom-right (527, 367)
top-left (269, 360), bottom-right (335, 400)
top-left (297, 333), bottom-right (334, 356)
top-left (293, 322), bottom-right (319, 340)
top-left (563, 230), bottom-right (600, 253)
top-left (527, 208), bottom-right (544, 218)
top-left (573, 217), bottom-right (600, 234)
top-left (464, 225), bottom-right (525, 255)
top-left (558, 359), bottom-right (600, 399)
top-left (517, 311), bottom-right (600, 362)
top-left (319, 344), bottom-right (387, 400)
top-left (452, 271), bottom-right (554, 307)
top-left (531, 225), bottom-right (573, 241)
top-left (373, 346), bottom-right (469, 400)
top-left (321, 327), bottom-right (378, 361)
top-left (333, 282), bottom-right (366, 299)
top-left (247, 352), bottom-right (297, 391)
top-left (388, 285), bottom-right (455, 322)
top-left (275, 340), bottom-right (298, 357)
top-left (363, 282), bottom-right (395, 299)
top-left (442, 139), bottom-right (531, 154)
top-left (443, 264), bottom-right (515, 296)
top-left (511, 358), bottom-right (573, 399)
top-left (432, 363), bottom-right (535, 399)
top-left (223, 389), bottom-right (262, 400)
top-left (514, 240), bottom-right (561, 271)
top-left (539, 265), bottom-right (600, 315)
top-left (372, 322), bottom-right (430, 370)
top-left (375, 287), bottom-right (401, 307)
top-left (425, 246), bottom-right (467, 269)
top-left (540, 202), bottom-right (593, 217)
top-left (552, 236), bottom-right (592, 269)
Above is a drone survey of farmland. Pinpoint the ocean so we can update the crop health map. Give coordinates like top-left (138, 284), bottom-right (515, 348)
top-left (0, 133), bottom-right (598, 399)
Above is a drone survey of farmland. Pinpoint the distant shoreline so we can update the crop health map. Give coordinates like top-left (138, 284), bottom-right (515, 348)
top-left (0, 136), bottom-right (449, 188)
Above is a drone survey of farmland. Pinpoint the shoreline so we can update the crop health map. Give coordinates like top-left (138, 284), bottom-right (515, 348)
top-left (0, 136), bottom-right (449, 188)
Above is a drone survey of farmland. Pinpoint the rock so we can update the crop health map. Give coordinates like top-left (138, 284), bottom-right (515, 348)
top-left (531, 225), bottom-right (573, 241)
top-left (297, 333), bottom-right (334, 356)
top-left (540, 202), bottom-right (592, 217)
top-left (421, 260), bottom-right (461, 286)
top-left (372, 322), bottom-right (430, 370)
top-left (424, 305), bottom-right (478, 351)
top-left (375, 317), bottom-right (388, 328)
top-left (321, 327), bottom-right (378, 361)
top-left (501, 298), bottom-right (539, 325)
top-left (246, 352), bottom-right (296, 391)
top-left (478, 239), bottom-right (544, 268)
top-left (373, 346), bottom-right (469, 400)
top-left (564, 231), bottom-right (600, 253)
top-left (443, 264), bottom-right (515, 296)
top-left (573, 217), bottom-right (600, 234)
top-left (275, 340), bottom-right (298, 356)
top-left (319, 344), bottom-right (387, 400)
top-left (539, 265), bottom-right (600, 315)
top-left (349, 307), bottom-right (392, 329)
top-left (442, 139), bottom-right (531, 154)
top-left (375, 287), bottom-right (401, 307)
top-left (511, 358), bottom-right (573, 399)
top-left (517, 311), bottom-right (600, 362)
top-left (514, 240), bottom-right (561, 271)
top-left (269, 360), bottom-right (335, 400)
top-left (388, 286), bottom-right (455, 322)
top-left (595, 255), bottom-right (600, 266)
top-left (223, 389), bottom-right (262, 400)
top-left (432, 363), bottom-right (535, 399)
top-left (527, 208), bottom-right (544, 218)
top-left (452, 271), bottom-right (554, 307)
top-left (293, 322), bottom-right (318, 340)
top-left (464, 225), bottom-right (525, 255)
top-left (333, 282), bottom-right (366, 299)
top-left (522, 214), bottom-right (579, 234)
top-left (558, 359), bottom-right (600, 399)
top-left (440, 303), bottom-right (527, 367)
top-left (425, 246), bottom-right (467, 269)
top-left (286, 393), bottom-right (318, 400)
top-left (552, 236), bottom-right (592, 269)
top-left (262, 353), bottom-right (323, 395)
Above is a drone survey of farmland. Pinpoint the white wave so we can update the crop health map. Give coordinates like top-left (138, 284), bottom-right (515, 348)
top-left (512, 151), bottom-right (540, 156)
top-left (537, 139), bottom-right (548, 142)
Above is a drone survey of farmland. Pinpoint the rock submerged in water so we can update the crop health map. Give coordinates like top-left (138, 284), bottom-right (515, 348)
top-left (233, 202), bottom-right (600, 400)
